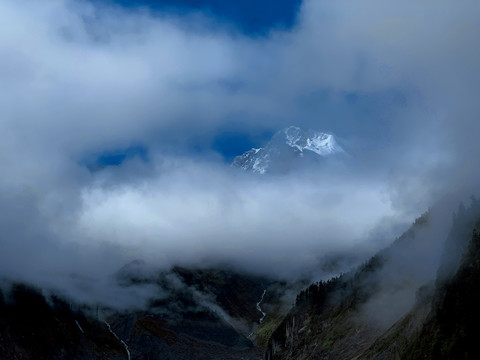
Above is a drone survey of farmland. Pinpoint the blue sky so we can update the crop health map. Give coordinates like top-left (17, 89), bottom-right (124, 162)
top-left (93, 0), bottom-right (302, 35)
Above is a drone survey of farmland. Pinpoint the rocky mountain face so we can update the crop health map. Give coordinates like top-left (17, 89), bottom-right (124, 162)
top-left (232, 126), bottom-right (344, 174)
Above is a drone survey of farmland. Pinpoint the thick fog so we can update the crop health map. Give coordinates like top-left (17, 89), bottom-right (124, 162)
top-left (1, 0), bottom-right (480, 308)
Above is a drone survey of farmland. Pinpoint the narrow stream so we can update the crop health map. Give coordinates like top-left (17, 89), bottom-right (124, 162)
top-left (75, 320), bottom-right (84, 334)
top-left (104, 320), bottom-right (131, 360)
top-left (256, 289), bottom-right (267, 324)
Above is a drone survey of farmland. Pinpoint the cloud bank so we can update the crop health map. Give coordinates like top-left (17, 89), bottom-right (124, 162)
top-left (1, 0), bottom-right (480, 306)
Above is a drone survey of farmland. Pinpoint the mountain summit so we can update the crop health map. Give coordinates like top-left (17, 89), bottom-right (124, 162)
top-left (232, 126), bottom-right (344, 174)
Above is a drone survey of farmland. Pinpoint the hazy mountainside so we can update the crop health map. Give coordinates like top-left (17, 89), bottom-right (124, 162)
top-left (2, 201), bottom-right (480, 359)
top-left (0, 283), bottom-right (262, 360)
top-left (0, 266), bottom-right (280, 360)
top-left (403, 229), bottom-right (480, 359)
top-left (232, 126), bottom-right (344, 174)
top-left (265, 200), bottom-right (480, 360)
top-left (436, 197), bottom-right (480, 284)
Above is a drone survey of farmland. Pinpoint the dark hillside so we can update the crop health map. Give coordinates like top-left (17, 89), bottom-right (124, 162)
top-left (0, 284), bottom-right (125, 360)
top-left (265, 201), bottom-right (480, 360)
top-left (0, 265), bottom-right (273, 359)
top-left (265, 208), bottom-right (465, 359)
top-left (404, 228), bottom-right (480, 359)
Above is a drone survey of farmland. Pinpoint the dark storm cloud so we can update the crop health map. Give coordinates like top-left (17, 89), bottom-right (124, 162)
top-left (1, 0), bottom-right (479, 307)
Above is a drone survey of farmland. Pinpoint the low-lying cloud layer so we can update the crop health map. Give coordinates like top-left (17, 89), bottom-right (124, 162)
top-left (1, 0), bottom-right (480, 307)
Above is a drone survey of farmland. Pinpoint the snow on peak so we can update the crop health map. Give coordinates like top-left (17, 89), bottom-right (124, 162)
top-left (232, 126), bottom-right (345, 174)
top-left (284, 126), bottom-right (343, 156)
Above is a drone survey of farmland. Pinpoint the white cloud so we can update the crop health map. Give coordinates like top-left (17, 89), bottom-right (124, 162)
top-left (1, 0), bottom-right (479, 305)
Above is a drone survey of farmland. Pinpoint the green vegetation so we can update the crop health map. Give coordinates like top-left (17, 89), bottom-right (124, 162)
top-left (255, 313), bottom-right (285, 349)
top-left (320, 310), bottom-right (354, 349)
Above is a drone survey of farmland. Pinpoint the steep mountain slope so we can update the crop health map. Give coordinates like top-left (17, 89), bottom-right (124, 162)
top-left (0, 266), bottom-right (276, 360)
top-left (0, 284), bottom-right (126, 360)
top-left (265, 200), bottom-right (480, 360)
top-left (232, 126), bottom-right (344, 174)
top-left (403, 229), bottom-right (480, 359)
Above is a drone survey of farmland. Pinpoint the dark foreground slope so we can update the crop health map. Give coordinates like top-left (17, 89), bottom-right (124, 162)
top-left (266, 200), bottom-right (480, 360)
top-left (0, 284), bottom-right (126, 360)
top-left (0, 266), bottom-right (273, 360)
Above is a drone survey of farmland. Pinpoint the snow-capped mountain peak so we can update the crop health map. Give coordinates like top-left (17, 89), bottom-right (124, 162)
top-left (232, 126), bottom-right (344, 174)
top-left (283, 126), bottom-right (343, 156)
